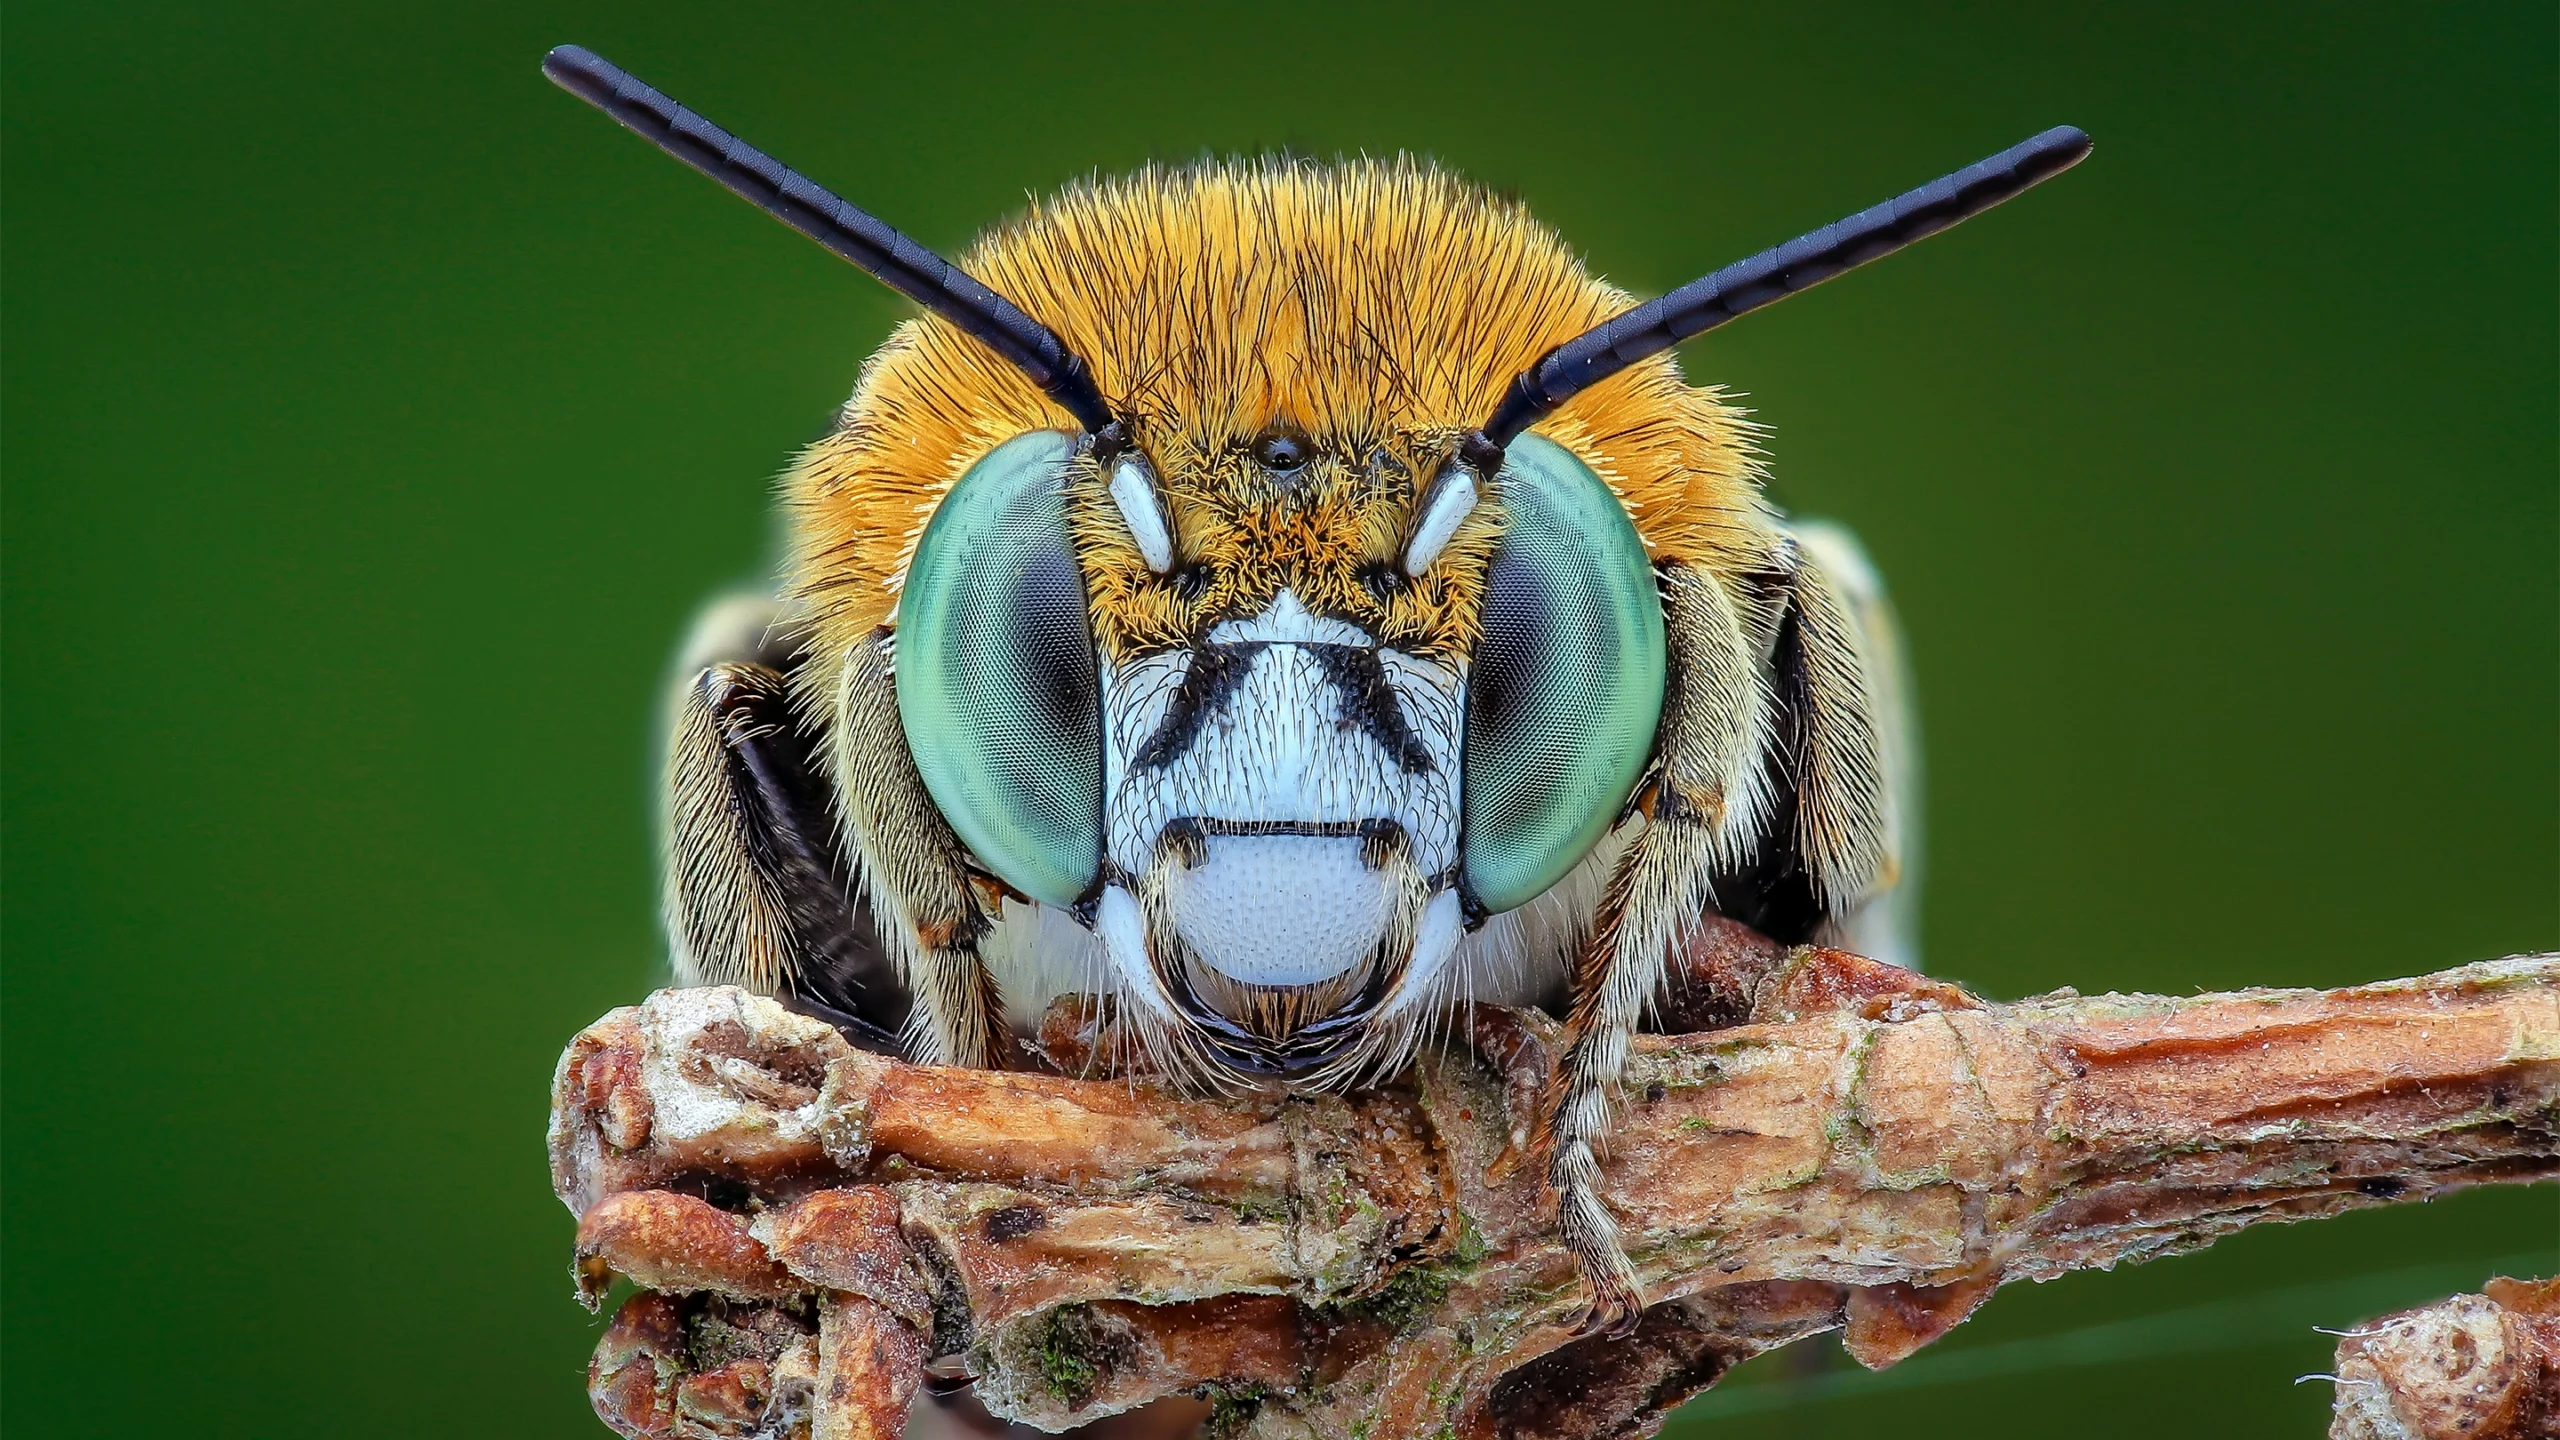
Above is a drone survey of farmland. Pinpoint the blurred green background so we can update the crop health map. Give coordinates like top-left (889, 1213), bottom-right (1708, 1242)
top-left (6, 2), bottom-right (2552, 1435)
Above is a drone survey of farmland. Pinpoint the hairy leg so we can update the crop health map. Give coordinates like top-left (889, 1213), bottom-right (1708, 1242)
top-left (662, 598), bottom-right (908, 1052)
top-left (1538, 561), bottom-right (1771, 1333)
top-left (1540, 538), bottom-right (1898, 1333)
top-left (826, 629), bottom-right (1009, 1069)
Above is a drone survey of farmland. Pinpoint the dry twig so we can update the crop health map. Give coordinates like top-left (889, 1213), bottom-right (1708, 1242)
top-left (2326, 1275), bottom-right (2558, 1440)
top-left (549, 944), bottom-right (2560, 1439)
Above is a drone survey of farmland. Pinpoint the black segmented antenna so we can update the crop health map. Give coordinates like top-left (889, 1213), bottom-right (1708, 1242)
top-left (543, 45), bottom-right (1118, 437)
top-left (1463, 125), bottom-right (2091, 470)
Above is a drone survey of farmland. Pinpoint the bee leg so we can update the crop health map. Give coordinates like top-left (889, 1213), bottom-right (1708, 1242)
top-left (1543, 538), bottom-right (1902, 1333)
top-left (663, 604), bottom-right (910, 1053)
top-left (824, 628), bottom-right (1009, 1070)
top-left (1539, 561), bottom-right (1776, 1337)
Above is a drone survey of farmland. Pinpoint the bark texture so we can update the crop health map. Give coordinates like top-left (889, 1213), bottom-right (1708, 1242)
top-left (2328, 1276), bottom-right (2558, 1440)
top-left (549, 948), bottom-right (2560, 1439)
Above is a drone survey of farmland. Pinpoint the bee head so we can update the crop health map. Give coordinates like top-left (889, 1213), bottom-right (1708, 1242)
top-left (814, 165), bottom-right (1716, 1084)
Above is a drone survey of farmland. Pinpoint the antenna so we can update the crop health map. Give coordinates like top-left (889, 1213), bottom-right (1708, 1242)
top-left (543, 45), bottom-right (1117, 436)
top-left (1467, 125), bottom-right (2091, 468)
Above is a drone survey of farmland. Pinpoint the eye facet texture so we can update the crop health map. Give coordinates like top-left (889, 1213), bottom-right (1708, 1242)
top-left (1461, 434), bottom-right (1667, 914)
top-left (895, 430), bottom-right (1103, 906)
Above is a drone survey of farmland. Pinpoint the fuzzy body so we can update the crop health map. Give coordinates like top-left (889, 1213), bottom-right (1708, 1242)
top-left (670, 156), bottom-right (1899, 1119)
top-left (652, 154), bottom-right (1915, 1339)
top-left (753, 161), bottom-right (1883, 1075)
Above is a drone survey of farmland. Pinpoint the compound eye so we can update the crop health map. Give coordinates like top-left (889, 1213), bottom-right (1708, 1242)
top-left (894, 431), bottom-right (1103, 906)
top-left (1460, 435), bottom-right (1667, 913)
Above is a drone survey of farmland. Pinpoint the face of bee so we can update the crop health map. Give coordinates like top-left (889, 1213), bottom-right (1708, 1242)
top-left (1084, 431), bottom-right (1475, 1076)
top-left (889, 404), bottom-right (1668, 1083)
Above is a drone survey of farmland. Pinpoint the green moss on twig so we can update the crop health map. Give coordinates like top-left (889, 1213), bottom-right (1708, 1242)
top-left (1205, 1383), bottom-right (1267, 1440)
top-left (1347, 1262), bottom-right (1452, 1332)
top-left (1035, 1305), bottom-right (1103, 1408)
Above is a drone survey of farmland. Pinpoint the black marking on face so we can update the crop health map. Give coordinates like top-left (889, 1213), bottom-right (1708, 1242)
top-left (1131, 642), bottom-right (1265, 769)
top-left (1157, 815), bottom-right (1210, 868)
top-left (1358, 818), bottom-right (1409, 870)
top-left (1307, 644), bottom-right (1436, 775)
top-left (1157, 816), bottom-right (1409, 866)
top-left (1130, 636), bottom-right (1437, 777)
top-left (1178, 817), bottom-right (1394, 839)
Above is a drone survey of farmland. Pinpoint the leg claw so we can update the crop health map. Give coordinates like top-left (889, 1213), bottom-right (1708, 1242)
top-left (1571, 1279), bottom-right (1646, 1340)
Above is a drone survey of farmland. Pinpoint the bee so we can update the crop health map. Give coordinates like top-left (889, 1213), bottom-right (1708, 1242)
top-left (546, 45), bottom-right (2087, 1333)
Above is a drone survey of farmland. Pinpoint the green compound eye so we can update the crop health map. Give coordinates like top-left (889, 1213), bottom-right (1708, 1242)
top-left (1461, 434), bottom-right (1668, 914)
top-left (894, 430), bottom-right (1103, 906)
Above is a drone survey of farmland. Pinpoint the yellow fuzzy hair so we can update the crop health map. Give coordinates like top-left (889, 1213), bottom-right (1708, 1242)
top-left (785, 156), bottom-right (1773, 679)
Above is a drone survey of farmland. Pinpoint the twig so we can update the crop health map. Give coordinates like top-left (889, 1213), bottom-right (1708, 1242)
top-left (2326, 1275), bottom-right (2558, 1439)
top-left (549, 949), bottom-right (2560, 1439)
